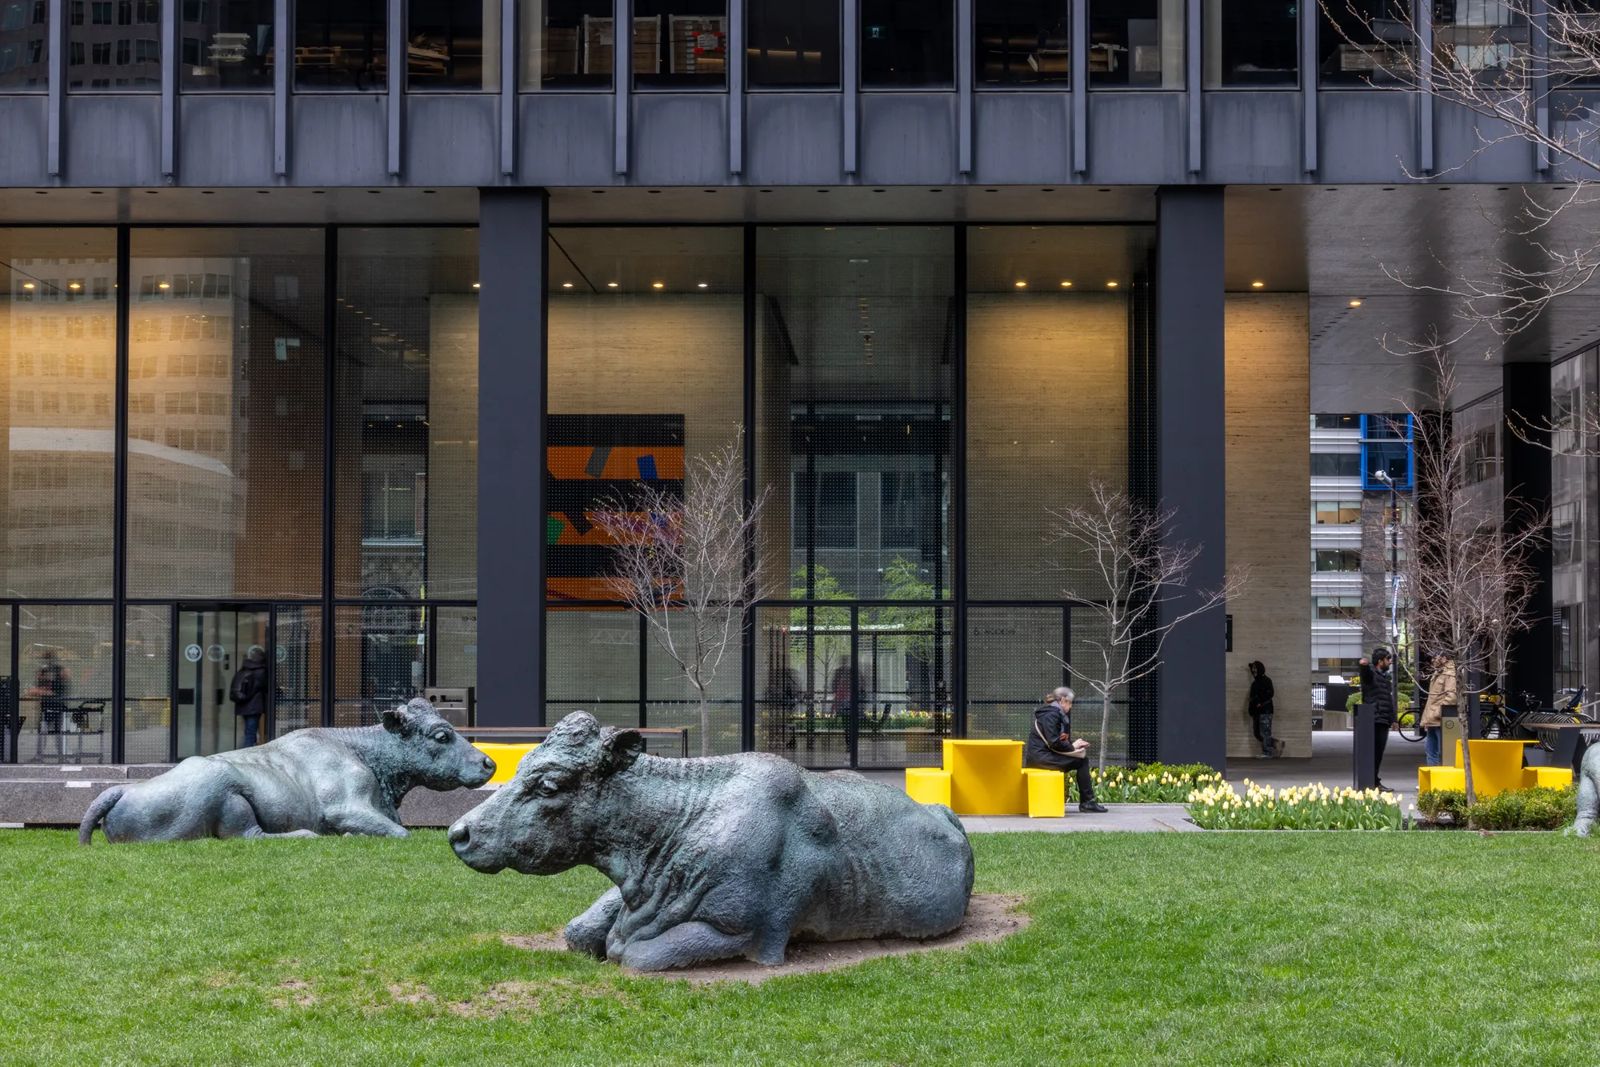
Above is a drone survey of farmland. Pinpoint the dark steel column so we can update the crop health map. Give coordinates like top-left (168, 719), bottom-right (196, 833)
top-left (477, 189), bottom-right (549, 727)
top-left (1153, 186), bottom-right (1226, 769)
top-left (1503, 361), bottom-right (1554, 712)
top-left (111, 227), bottom-right (130, 763)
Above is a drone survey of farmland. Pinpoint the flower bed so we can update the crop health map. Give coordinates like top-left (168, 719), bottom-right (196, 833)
top-left (1416, 785), bottom-right (1577, 830)
top-left (1186, 780), bottom-right (1403, 830)
top-left (1077, 762), bottom-right (1225, 803)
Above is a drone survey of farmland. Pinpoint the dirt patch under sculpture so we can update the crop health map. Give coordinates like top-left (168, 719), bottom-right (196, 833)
top-left (499, 893), bottom-right (1030, 986)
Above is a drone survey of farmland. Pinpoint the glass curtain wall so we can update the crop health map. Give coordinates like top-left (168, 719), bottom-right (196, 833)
top-left (522, 0), bottom-right (615, 88)
top-left (1090, 0), bottom-right (1184, 87)
top-left (1204, 0), bottom-right (1299, 86)
top-left (1551, 350), bottom-right (1596, 695)
top-left (975, 0), bottom-right (1070, 85)
top-left (408, 0), bottom-right (500, 89)
top-left (545, 228), bottom-right (744, 755)
top-left (861, 0), bottom-right (955, 86)
top-left (0, 0), bottom-right (49, 89)
top-left (296, 0), bottom-right (385, 89)
top-left (747, 0), bottom-right (839, 86)
top-left (634, 0), bottom-right (726, 88)
top-left (1319, 0), bottom-right (1414, 85)
top-left (181, 0), bottom-right (275, 90)
top-left (69, 0), bottom-right (161, 89)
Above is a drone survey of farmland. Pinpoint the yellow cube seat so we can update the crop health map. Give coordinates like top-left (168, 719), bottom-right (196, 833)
top-left (905, 767), bottom-right (953, 807)
top-left (475, 743), bottom-right (538, 786)
top-left (1524, 766), bottom-right (1574, 789)
top-left (1023, 768), bottom-right (1066, 818)
top-left (941, 739), bottom-right (1028, 815)
top-left (1418, 766), bottom-right (1466, 793)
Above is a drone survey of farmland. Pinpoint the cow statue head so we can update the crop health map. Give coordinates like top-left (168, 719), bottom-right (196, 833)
top-left (379, 698), bottom-right (496, 792)
top-left (448, 711), bottom-right (644, 876)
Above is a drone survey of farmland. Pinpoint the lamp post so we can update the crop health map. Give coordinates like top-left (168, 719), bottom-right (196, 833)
top-left (1374, 468), bottom-right (1400, 646)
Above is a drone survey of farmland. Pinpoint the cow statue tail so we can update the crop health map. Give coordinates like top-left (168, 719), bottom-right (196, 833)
top-left (77, 784), bottom-right (127, 846)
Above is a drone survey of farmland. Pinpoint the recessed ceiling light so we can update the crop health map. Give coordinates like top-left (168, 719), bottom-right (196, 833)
top-left (471, 282), bottom-right (480, 289)
top-left (696, 282), bottom-right (708, 289)
top-left (1014, 280), bottom-right (1027, 289)
top-left (157, 281), bottom-right (170, 290)
top-left (21, 282), bottom-right (35, 290)
top-left (1251, 280), bottom-right (1265, 289)
top-left (67, 281), bottom-right (81, 290)
top-left (1059, 280), bottom-right (1073, 288)
top-left (1348, 298), bottom-right (1363, 308)
top-left (561, 282), bottom-right (574, 289)
top-left (651, 281), bottom-right (665, 289)
top-left (1106, 280), bottom-right (1119, 289)
top-left (606, 282), bottom-right (619, 289)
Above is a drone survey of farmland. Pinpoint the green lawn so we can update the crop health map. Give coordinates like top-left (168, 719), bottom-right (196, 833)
top-left (4, 830), bottom-right (1600, 1065)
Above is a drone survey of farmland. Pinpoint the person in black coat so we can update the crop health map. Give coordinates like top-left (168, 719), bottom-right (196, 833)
top-left (1247, 660), bottom-right (1283, 758)
top-left (1358, 646), bottom-right (1398, 791)
top-left (1023, 686), bottom-right (1107, 813)
top-left (229, 647), bottom-right (268, 747)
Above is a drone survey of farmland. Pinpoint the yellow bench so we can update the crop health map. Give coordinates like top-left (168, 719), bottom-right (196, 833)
top-left (1524, 766), bottom-right (1574, 789)
top-left (905, 767), bottom-right (953, 807)
top-left (1022, 768), bottom-right (1066, 817)
top-left (1418, 766), bottom-right (1465, 793)
top-left (475, 742), bottom-right (538, 786)
top-left (1418, 760), bottom-right (1573, 794)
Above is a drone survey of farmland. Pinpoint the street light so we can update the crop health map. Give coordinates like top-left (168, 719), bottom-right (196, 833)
top-left (1374, 467), bottom-right (1401, 651)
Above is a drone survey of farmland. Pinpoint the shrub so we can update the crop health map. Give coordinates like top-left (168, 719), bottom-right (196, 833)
top-left (1415, 789), bottom-right (1469, 827)
top-left (1078, 762), bottom-right (1225, 803)
top-left (1465, 786), bottom-right (1577, 831)
top-left (1186, 780), bottom-right (1402, 830)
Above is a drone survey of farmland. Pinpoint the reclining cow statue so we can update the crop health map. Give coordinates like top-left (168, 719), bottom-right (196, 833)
top-left (1574, 744), bottom-right (1600, 836)
top-left (449, 710), bottom-right (975, 972)
top-left (78, 698), bottom-right (494, 844)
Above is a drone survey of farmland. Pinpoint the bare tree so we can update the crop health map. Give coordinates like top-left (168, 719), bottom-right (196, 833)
top-left (1395, 351), bottom-right (1546, 802)
top-left (593, 433), bottom-right (771, 756)
top-left (1046, 478), bottom-right (1248, 771)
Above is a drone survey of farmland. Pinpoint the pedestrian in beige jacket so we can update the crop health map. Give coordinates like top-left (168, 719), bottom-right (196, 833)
top-left (1421, 655), bottom-right (1456, 767)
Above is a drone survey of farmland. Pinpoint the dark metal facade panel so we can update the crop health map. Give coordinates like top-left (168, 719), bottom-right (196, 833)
top-left (1201, 92), bottom-right (1302, 184)
top-left (178, 97), bottom-right (277, 186)
top-left (520, 95), bottom-right (617, 185)
top-left (971, 93), bottom-right (1072, 185)
top-left (0, 99), bottom-right (50, 186)
top-left (858, 94), bottom-right (958, 185)
top-left (744, 95), bottom-right (845, 186)
top-left (1502, 361), bottom-right (1554, 712)
top-left (1433, 99), bottom-right (1539, 181)
top-left (1317, 93), bottom-right (1417, 184)
top-left (1086, 94), bottom-right (1186, 186)
top-left (64, 98), bottom-right (163, 187)
top-left (405, 96), bottom-right (500, 186)
top-left (631, 95), bottom-right (733, 186)
top-left (290, 95), bottom-right (390, 186)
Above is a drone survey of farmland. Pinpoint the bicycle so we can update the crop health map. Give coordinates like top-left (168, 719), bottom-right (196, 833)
top-left (1482, 687), bottom-right (1595, 752)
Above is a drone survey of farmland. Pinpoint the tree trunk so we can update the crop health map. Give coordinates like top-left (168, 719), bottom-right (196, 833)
top-left (1458, 666), bottom-right (1476, 806)
top-left (698, 696), bottom-right (712, 757)
top-left (1097, 685), bottom-right (1110, 773)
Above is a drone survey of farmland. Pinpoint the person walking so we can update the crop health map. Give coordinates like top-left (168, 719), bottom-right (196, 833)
top-left (1359, 647), bottom-right (1399, 791)
top-left (30, 648), bottom-right (70, 759)
top-left (1024, 686), bottom-right (1108, 813)
top-left (1247, 660), bottom-right (1283, 758)
top-left (1420, 653), bottom-right (1456, 767)
top-left (229, 647), bottom-right (268, 747)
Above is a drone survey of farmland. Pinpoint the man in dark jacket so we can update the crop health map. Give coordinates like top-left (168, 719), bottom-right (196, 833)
top-left (1359, 647), bottom-right (1398, 791)
top-left (1247, 660), bottom-right (1282, 757)
top-left (1023, 686), bottom-right (1107, 813)
top-left (229, 647), bottom-right (268, 747)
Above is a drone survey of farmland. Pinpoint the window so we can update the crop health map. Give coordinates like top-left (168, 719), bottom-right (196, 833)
top-left (523, 0), bottom-right (613, 89)
top-left (1312, 413), bottom-right (1359, 429)
top-left (1313, 548), bottom-right (1360, 572)
top-left (296, 0), bottom-right (384, 90)
top-left (1314, 596), bottom-right (1362, 621)
top-left (797, 471), bottom-right (859, 549)
top-left (181, 0), bottom-right (272, 90)
top-left (1554, 501), bottom-right (1579, 567)
top-left (91, 0), bottom-right (110, 22)
top-left (975, 0), bottom-right (1069, 85)
top-left (91, 40), bottom-right (108, 63)
top-left (747, 0), bottom-right (839, 87)
top-left (1319, 0), bottom-right (1414, 85)
top-left (1204, 0), bottom-right (1298, 86)
top-left (862, 0), bottom-right (954, 87)
top-left (69, 0), bottom-right (158, 87)
top-left (408, 0), bottom-right (500, 90)
top-left (1433, 0), bottom-right (1527, 85)
top-left (1310, 451), bottom-right (1360, 477)
top-left (1313, 499), bottom-right (1361, 524)
top-left (1090, 0), bottom-right (1184, 86)
top-left (634, 0), bottom-right (726, 88)
top-left (1551, 0), bottom-right (1600, 87)
top-left (880, 471), bottom-right (937, 549)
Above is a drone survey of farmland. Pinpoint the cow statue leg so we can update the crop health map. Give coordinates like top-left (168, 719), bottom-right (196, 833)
top-left (565, 887), bottom-right (624, 959)
top-left (325, 808), bottom-right (409, 838)
top-left (614, 921), bottom-right (761, 972)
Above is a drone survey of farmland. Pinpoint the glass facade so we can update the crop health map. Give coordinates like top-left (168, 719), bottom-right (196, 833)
top-left (1204, 0), bottom-right (1298, 87)
top-left (747, 0), bottom-right (838, 87)
top-left (976, 0), bottom-right (1070, 85)
top-left (0, 0), bottom-right (48, 90)
top-left (408, 0), bottom-right (500, 90)
top-left (181, 0), bottom-right (274, 90)
top-left (1090, 0), bottom-right (1184, 87)
top-left (1433, 0), bottom-right (1527, 85)
top-left (634, 0), bottom-right (726, 88)
top-left (1319, 0), bottom-right (1414, 86)
top-left (861, 0), bottom-right (955, 87)
top-left (295, 0), bottom-right (385, 90)
top-left (69, 0), bottom-right (161, 90)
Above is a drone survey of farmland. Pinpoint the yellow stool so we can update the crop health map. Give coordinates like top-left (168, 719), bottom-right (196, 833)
top-left (942, 739), bottom-right (1028, 815)
top-left (905, 767), bottom-right (953, 807)
top-left (1523, 766), bottom-right (1574, 789)
top-left (1418, 766), bottom-right (1465, 792)
top-left (1455, 739), bottom-right (1534, 798)
top-left (1023, 768), bottom-right (1066, 818)
top-left (475, 743), bottom-right (538, 785)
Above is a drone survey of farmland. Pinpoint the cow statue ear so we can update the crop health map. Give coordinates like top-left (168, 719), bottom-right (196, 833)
top-left (598, 727), bottom-right (645, 774)
top-left (380, 704), bottom-right (412, 735)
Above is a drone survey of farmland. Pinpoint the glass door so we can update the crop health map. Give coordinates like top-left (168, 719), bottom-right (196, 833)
top-left (175, 605), bottom-right (271, 758)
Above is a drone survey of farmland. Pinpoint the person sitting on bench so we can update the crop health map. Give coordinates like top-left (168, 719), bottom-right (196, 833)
top-left (1025, 686), bottom-right (1107, 813)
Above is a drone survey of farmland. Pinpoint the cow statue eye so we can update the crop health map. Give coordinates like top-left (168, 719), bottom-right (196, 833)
top-left (533, 778), bottom-right (561, 798)
top-left (431, 731), bottom-right (452, 744)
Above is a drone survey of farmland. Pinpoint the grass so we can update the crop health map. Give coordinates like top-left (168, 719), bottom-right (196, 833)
top-left (5, 830), bottom-right (1600, 1065)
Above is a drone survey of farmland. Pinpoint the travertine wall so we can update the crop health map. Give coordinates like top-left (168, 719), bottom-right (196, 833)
top-left (1225, 294), bottom-right (1311, 759)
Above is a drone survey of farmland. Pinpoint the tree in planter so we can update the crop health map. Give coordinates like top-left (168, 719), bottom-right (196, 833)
top-left (1394, 352), bottom-right (1545, 804)
top-left (1045, 478), bottom-right (1247, 772)
top-left (593, 434), bottom-right (771, 757)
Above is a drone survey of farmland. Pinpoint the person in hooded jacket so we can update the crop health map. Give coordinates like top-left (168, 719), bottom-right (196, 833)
top-left (1247, 660), bottom-right (1283, 757)
top-left (1420, 653), bottom-right (1456, 767)
top-left (1023, 686), bottom-right (1108, 813)
top-left (1358, 647), bottom-right (1398, 791)
top-left (229, 646), bottom-right (268, 747)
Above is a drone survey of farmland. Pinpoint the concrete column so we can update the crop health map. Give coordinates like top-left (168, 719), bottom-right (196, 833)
top-left (1154, 186), bottom-right (1227, 769)
top-left (476, 189), bottom-right (548, 727)
top-left (1502, 361), bottom-right (1553, 711)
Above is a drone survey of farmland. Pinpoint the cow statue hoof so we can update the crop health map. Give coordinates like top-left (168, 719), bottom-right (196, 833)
top-left (449, 711), bottom-right (975, 973)
top-left (79, 698), bottom-right (496, 844)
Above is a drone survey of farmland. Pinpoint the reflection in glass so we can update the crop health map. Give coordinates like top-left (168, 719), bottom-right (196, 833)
top-left (861, 0), bottom-right (955, 86)
top-left (127, 229), bottom-right (326, 599)
top-left (334, 604), bottom-right (423, 726)
top-left (1090, 0), bottom-right (1184, 87)
top-left (408, 0), bottom-right (500, 89)
top-left (69, 0), bottom-right (161, 89)
top-left (124, 604), bottom-right (170, 763)
top-left (296, 0), bottom-right (385, 90)
top-left (634, 0), bottom-right (725, 87)
top-left (0, 229), bottom-right (117, 598)
top-left (0, 0), bottom-right (48, 90)
top-left (1203, 0), bottom-right (1298, 87)
top-left (522, 0), bottom-right (615, 89)
top-left (747, 0), bottom-right (839, 87)
top-left (19, 604), bottom-right (113, 764)
top-left (335, 229), bottom-right (478, 601)
top-left (1551, 0), bottom-right (1600, 87)
top-left (1319, 0), bottom-right (1414, 85)
top-left (1433, 0), bottom-right (1528, 85)
top-left (181, 0), bottom-right (274, 90)
top-left (975, 0), bottom-right (1069, 85)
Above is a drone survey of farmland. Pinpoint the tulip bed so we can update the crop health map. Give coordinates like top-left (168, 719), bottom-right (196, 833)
top-left (1186, 779), bottom-right (1404, 830)
top-left (6, 829), bottom-right (1600, 1064)
top-left (1079, 761), bottom-right (1226, 803)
